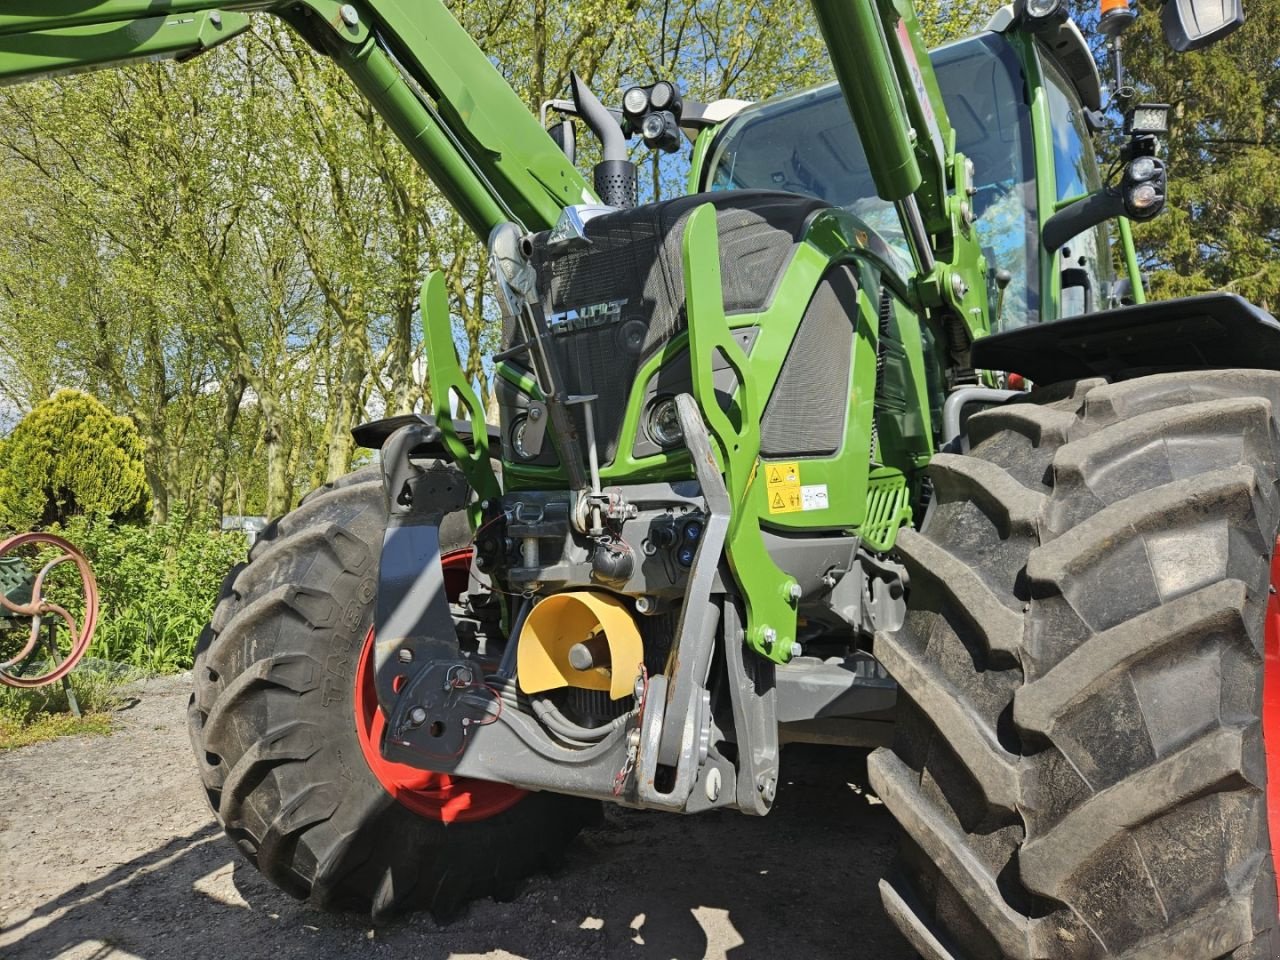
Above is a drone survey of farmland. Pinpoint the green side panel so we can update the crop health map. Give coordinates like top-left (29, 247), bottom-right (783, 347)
top-left (861, 467), bottom-right (911, 551)
top-left (750, 281), bottom-right (877, 534)
top-left (682, 204), bottom-right (799, 666)
top-left (421, 271), bottom-right (501, 517)
top-left (874, 288), bottom-right (935, 474)
top-left (0, 10), bottom-right (249, 82)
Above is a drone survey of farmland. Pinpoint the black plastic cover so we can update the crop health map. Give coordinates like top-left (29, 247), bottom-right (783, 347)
top-left (351, 413), bottom-right (500, 454)
top-left (971, 294), bottom-right (1280, 384)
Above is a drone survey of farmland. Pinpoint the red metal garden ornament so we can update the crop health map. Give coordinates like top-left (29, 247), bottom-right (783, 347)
top-left (0, 532), bottom-right (99, 689)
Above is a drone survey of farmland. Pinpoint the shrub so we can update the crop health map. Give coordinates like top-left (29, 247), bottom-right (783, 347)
top-left (0, 389), bottom-right (149, 531)
top-left (56, 513), bottom-right (247, 673)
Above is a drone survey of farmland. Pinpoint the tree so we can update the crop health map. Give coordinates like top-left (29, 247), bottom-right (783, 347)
top-left (1118, 0), bottom-right (1279, 309)
top-left (0, 390), bottom-right (148, 531)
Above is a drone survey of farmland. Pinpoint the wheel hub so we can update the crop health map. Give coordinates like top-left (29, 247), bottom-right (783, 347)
top-left (352, 547), bottom-right (525, 824)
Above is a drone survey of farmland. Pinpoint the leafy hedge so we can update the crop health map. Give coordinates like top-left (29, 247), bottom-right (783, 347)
top-left (0, 390), bottom-right (149, 531)
top-left (57, 514), bottom-right (247, 674)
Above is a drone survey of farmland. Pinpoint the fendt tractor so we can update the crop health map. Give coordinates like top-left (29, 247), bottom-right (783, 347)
top-left (3, 0), bottom-right (1276, 955)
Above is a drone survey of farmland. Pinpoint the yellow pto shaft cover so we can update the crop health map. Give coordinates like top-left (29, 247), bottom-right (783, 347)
top-left (517, 591), bottom-right (644, 700)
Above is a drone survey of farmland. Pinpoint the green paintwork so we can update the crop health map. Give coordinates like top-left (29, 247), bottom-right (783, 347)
top-left (810, 0), bottom-right (921, 202)
top-left (1116, 216), bottom-right (1147, 304)
top-left (0, 10), bottom-right (249, 82)
top-left (687, 127), bottom-right (719, 197)
top-left (873, 287), bottom-right (939, 477)
top-left (682, 204), bottom-right (799, 664)
top-left (420, 271), bottom-right (500, 515)
top-left (861, 468), bottom-right (912, 551)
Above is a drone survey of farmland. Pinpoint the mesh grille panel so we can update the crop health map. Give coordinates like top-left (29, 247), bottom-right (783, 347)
top-left (759, 266), bottom-right (858, 458)
top-left (525, 191), bottom-right (826, 463)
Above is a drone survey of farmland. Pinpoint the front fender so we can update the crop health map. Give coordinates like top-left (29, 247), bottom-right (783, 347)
top-left (972, 294), bottom-right (1280, 385)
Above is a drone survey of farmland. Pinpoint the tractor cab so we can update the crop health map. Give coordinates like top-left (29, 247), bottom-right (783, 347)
top-left (697, 18), bottom-right (1116, 330)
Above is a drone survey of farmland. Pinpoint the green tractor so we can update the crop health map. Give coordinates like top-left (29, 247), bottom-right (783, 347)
top-left (3, 0), bottom-right (1276, 954)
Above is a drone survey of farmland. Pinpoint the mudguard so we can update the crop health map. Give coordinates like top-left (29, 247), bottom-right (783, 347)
top-left (972, 293), bottom-right (1280, 384)
top-left (352, 413), bottom-right (500, 455)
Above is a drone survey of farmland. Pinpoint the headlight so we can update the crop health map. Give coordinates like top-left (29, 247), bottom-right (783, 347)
top-left (641, 112), bottom-right (667, 140)
top-left (622, 86), bottom-right (650, 118)
top-left (511, 415), bottom-right (536, 460)
top-left (1126, 181), bottom-right (1160, 211)
top-left (1128, 156), bottom-right (1158, 181)
top-left (1020, 0), bottom-right (1065, 23)
top-left (645, 398), bottom-right (684, 448)
top-left (649, 81), bottom-right (676, 111)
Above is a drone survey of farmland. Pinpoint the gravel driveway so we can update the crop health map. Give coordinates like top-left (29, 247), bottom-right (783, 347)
top-left (0, 676), bottom-right (914, 959)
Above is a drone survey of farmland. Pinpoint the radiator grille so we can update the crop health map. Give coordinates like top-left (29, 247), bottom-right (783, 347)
top-left (759, 266), bottom-right (858, 458)
top-left (521, 191), bottom-right (825, 464)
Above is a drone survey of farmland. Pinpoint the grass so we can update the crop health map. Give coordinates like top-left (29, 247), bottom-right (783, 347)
top-left (0, 709), bottom-right (112, 749)
top-left (0, 660), bottom-right (141, 750)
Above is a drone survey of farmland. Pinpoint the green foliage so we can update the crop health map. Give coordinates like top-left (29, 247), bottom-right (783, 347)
top-left (0, 665), bottom-right (127, 749)
top-left (0, 389), bottom-right (148, 532)
top-left (1120, 0), bottom-right (1279, 309)
top-left (58, 514), bottom-right (247, 674)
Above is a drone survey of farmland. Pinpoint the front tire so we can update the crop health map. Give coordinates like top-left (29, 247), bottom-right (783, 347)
top-left (187, 464), bottom-right (597, 920)
top-left (875, 371), bottom-right (1280, 957)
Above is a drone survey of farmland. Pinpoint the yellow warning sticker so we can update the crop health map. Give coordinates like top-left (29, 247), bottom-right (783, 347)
top-left (765, 461), bottom-right (802, 514)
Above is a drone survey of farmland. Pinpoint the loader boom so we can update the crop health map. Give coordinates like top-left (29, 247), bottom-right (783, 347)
top-left (0, 1), bottom-right (986, 333)
top-left (0, 1), bottom-right (595, 237)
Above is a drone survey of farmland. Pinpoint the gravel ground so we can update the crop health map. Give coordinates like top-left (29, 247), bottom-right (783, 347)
top-left (0, 676), bottom-right (914, 960)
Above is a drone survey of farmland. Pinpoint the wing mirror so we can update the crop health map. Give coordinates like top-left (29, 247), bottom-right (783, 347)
top-left (549, 119), bottom-right (577, 166)
top-left (1162, 0), bottom-right (1245, 50)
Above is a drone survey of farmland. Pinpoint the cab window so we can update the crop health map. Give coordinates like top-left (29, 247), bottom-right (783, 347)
top-left (704, 33), bottom-right (1040, 330)
top-left (1040, 53), bottom-right (1114, 316)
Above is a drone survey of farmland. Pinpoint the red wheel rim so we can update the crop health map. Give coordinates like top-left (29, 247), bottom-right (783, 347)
top-left (353, 547), bottom-right (526, 824)
top-left (1263, 538), bottom-right (1280, 903)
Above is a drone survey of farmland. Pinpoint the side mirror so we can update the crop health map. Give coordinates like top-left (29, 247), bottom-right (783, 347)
top-left (549, 119), bottom-right (577, 166)
top-left (1111, 277), bottom-right (1136, 307)
top-left (1162, 0), bottom-right (1244, 51)
top-left (1043, 156), bottom-right (1166, 252)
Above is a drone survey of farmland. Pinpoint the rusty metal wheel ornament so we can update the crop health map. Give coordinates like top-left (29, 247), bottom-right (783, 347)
top-left (0, 532), bottom-right (98, 689)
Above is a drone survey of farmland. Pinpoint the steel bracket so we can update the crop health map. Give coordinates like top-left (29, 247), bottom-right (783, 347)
top-left (681, 203), bottom-right (798, 664)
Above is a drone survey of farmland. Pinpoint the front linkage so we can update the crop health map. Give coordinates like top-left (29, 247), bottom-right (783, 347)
top-left (371, 217), bottom-right (790, 812)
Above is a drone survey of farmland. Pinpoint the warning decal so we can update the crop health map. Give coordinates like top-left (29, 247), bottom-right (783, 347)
top-left (765, 462), bottom-right (802, 514)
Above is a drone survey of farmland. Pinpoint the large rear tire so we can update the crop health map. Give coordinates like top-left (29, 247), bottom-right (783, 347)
top-left (187, 464), bottom-right (598, 920)
top-left (874, 371), bottom-right (1280, 957)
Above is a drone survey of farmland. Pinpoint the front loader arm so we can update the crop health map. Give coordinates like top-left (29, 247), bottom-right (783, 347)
top-left (810, 0), bottom-right (990, 342)
top-left (0, 1), bottom-right (594, 237)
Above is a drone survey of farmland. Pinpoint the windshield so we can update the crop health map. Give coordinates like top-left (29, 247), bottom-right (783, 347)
top-left (706, 33), bottom-right (1039, 329)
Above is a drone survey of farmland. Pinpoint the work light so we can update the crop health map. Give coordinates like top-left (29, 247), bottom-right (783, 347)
top-left (1126, 103), bottom-right (1170, 137)
top-left (622, 86), bottom-right (650, 118)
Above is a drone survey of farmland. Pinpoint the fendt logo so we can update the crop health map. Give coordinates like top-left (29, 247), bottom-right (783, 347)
top-left (548, 298), bottom-right (628, 334)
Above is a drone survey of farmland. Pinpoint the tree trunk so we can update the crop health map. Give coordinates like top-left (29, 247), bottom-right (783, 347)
top-left (205, 374), bottom-right (247, 520)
